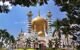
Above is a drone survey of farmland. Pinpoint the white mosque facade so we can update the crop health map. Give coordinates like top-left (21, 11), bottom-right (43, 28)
top-left (15, 11), bottom-right (76, 49)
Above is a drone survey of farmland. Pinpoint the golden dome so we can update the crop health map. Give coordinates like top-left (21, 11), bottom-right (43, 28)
top-left (31, 16), bottom-right (48, 32)
top-left (38, 31), bottom-right (45, 37)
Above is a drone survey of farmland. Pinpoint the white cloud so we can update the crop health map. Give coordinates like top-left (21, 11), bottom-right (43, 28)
top-left (0, 1), bottom-right (3, 6)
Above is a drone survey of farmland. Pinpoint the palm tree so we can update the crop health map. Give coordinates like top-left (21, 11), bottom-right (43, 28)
top-left (60, 18), bottom-right (70, 46)
top-left (0, 29), bottom-right (9, 47)
top-left (10, 35), bottom-right (15, 43)
top-left (0, 29), bottom-right (15, 48)
top-left (53, 0), bottom-right (80, 48)
top-left (52, 18), bottom-right (74, 48)
top-left (9, 35), bottom-right (15, 49)
top-left (51, 19), bottom-right (61, 48)
top-left (60, 18), bottom-right (77, 48)
top-left (61, 26), bottom-right (70, 47)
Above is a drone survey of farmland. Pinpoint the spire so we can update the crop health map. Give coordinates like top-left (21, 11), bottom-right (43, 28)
top-left (38, 10), bottom-right (40, 17)
top-left (21, 28), bottom-right (23, 33)
top-left (19, 28), bottom-right (24, 36)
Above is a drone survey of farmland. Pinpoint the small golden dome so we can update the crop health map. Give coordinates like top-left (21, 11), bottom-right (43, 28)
top-left (31, 16), bottom-right (48, 32)
top-left (38, 31), bottom-right (45, 37)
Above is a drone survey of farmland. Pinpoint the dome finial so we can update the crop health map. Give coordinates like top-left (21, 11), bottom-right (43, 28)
top-left (27, 11), bottom-right (33, 17)
top-left (47, 11), bottom-right (52, 17)
top-left (38, 10), bottom-right (40, 17)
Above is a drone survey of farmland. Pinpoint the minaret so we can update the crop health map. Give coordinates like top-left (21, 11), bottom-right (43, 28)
top-left (47, 11), bottom-right (52, 35)
top-left (27, 11), bottom-right (33, 34)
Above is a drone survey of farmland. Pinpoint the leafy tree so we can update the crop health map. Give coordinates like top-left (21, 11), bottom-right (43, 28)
top-left (0, 0), bottom-right (48, 13)
top-left (48, 40), bottom-right (53, 48)
top-left (54, 0), bottom-right (80, 37)
top-left (52, 18), bottom-right (78, 48)
top-left (0, 29), bottom-right (15, 48)
top-left (54, 0), bottom-right (80, 47)
top-left (51, 19), bottom-right (61, 48)
top-left (10, 35), bottom-right (15, 43)
top-left (54, 0), bottom-right (80, 24)
top-left (76, 45), bottom-right (80, 50)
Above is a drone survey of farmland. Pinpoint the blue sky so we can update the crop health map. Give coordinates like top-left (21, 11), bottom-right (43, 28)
top-left (0, 0), bottom-right (66, 38)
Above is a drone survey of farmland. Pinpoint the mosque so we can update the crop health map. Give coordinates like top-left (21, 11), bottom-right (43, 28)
top-left (15, 11), bottom-right (53, 48)
top-left (15, 11), bottom-right (76, 49)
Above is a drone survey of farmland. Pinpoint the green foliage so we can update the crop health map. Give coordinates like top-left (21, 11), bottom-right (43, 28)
top-left (46, 48), bottom-right (54, 50)
top-left (10, 35), bottom-right (15, 43)
top-left (0, 0), bottom-right (48, 13)
top-left (76, 45), bottom-right (80, 50)
top-left (0, 29), bottom-right (15, 48)
top-left (16, 48), bottom-right (35, 50)
top-left (0, 48), bottom-right (6, 50)
top-left (12, 0), bottom-right (48, 6)
top-left (48, 40), bottom-right (53, 48)
top-left (51, 19), bottom-right (62, 48)
top-left (51, 19), bottom-right (61, 30)
top-left (53, 0), bottom-right (80, 46)
top-left (54, 0), bottom-right (80, 24)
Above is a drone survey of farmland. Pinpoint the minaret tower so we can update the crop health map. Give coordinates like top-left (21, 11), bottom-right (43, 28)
top-left (27, 11), bottom-right (33, 34)
top-left (47, 11), bottom-right (52, 35)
